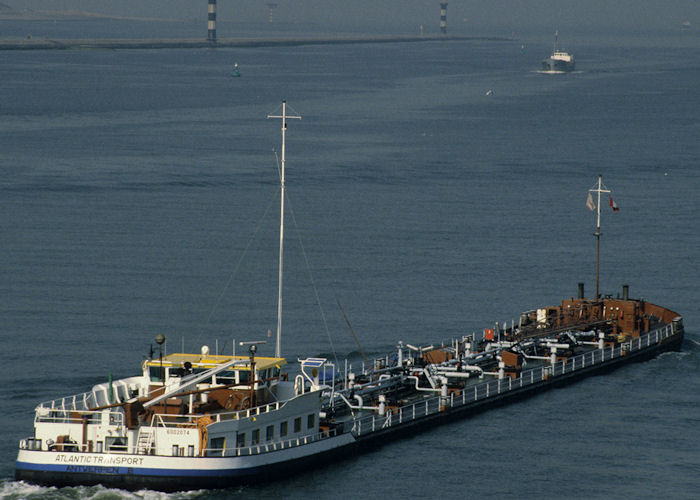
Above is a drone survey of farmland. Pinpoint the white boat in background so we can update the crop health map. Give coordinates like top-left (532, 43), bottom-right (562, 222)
top-left (541, 31), bottom-right (575, 73)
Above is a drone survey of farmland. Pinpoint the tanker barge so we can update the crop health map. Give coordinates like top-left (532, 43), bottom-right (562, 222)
top-left (15, 286), bottom-right (684, 491)
top-left (15, 103), bottom-right (683, 491)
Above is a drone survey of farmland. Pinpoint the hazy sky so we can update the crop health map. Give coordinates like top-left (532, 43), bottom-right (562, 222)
top-left (13, 1), bottom-right (700, 31)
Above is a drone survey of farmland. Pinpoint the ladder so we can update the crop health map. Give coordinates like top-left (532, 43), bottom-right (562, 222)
top-left (135, 428), bottom-right (155, 455)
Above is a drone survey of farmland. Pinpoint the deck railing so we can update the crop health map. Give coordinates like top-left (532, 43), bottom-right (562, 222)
top-left (140, 399), bottom-right (285, 430)
top-left (34, 386), bottom-right (283, 427)
top-left (36, 376), bottom-right (142, 413)
top-left (36, 391), bottom-right (96, 414)
top-left (351, 323), bottom-right (675, 437)
top-left (34, 408), bottom-right (122, 426)
top-left (203, 427), bottom-right (339, 457)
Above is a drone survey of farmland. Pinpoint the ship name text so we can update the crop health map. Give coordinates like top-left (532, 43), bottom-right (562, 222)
top-left (55, 454), bottom-right (145, 466)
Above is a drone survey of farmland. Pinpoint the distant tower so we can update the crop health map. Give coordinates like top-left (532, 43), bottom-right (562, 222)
top-left (208, 0), bottom-right (217, 42)
top-left (267, 3), bottom-right (278, 23)
top-left (440, 2), bottom-right (448, 34)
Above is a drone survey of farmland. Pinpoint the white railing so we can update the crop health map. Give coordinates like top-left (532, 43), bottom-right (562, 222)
top-left (213, 400), bottom-right (282, 422)
top-left (351, 323), bottom-right (675, 437)
top-left (37, 390), bottom-right (96, 413)
top-left (137, 400), bottom-right (285, 431)
top-left (203, 428), bottom-right (338, 457)
top-left (34, 408), bottom-right (122, 426)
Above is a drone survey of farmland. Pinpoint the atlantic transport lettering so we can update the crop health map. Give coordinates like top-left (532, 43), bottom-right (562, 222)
top-left (55, 454), bottom-right (144, 466)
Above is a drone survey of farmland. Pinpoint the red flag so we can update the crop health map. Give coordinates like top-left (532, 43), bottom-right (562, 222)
top-left (609, 196), bottom-right (619, 212)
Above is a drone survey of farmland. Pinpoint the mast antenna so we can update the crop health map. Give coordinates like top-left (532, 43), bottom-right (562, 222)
top-left (267, 101), bottom-right (301, 358)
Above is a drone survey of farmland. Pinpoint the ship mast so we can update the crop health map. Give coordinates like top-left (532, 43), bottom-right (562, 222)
top-left (589, 174), bottom-right (610, 300)
top-left (267, 101), bottom-right (301, 358)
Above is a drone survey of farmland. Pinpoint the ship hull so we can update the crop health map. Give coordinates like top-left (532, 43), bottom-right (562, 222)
top-left (16, 432), bottom-right (357, 492)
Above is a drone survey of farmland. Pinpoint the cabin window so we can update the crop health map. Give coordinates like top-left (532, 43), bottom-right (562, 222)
top-left (188, 445), bottom-right (195, 457)
top-left (172, 445), bottom-right (180, 456)
top-left (266, 425), bottom-right (274, 441)
top-left (251, 429), bottom-right (260, 445)
top-left (272, 366), bottom-right (281, 378)
top-left (239, 370), bottom-right (250, 384)
top-left (280, 421), bottom-right (288, 437)
top-left (236, 433), bottom-right (245, 448)
top-left (307, 414), bottom-right (315, 430)
top-left (209, 436), bottom-right (225, 456)
top-left (294, 417), bottom-right (302, 433)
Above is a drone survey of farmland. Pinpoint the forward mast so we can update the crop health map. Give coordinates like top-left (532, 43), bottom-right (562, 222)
top-left (267, 101), bottom-right (301, 358)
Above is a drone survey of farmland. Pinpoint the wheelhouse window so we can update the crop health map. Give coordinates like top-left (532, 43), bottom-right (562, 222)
top-left (148, 366), bottom-right (164, 383)
top-left (280, 421), bottom-right (288, 437)
top-left (307, 414), bottom-right (315, 430)
top-left (266, 425), bottom-right (274, 441)
top-left (294, 417), bottom-right (302, 433)
top-left (236, 433), bottom-right (245, 448)
top-left (191, 368), bottom-right (213, 384)
top-left (251, 429), bottom-right (260, 445)
top-left (216, 370), bottom-right (237, 385)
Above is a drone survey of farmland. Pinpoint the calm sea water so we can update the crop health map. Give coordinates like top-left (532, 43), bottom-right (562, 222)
top-left (1, 20), bottom-right (699, 499)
